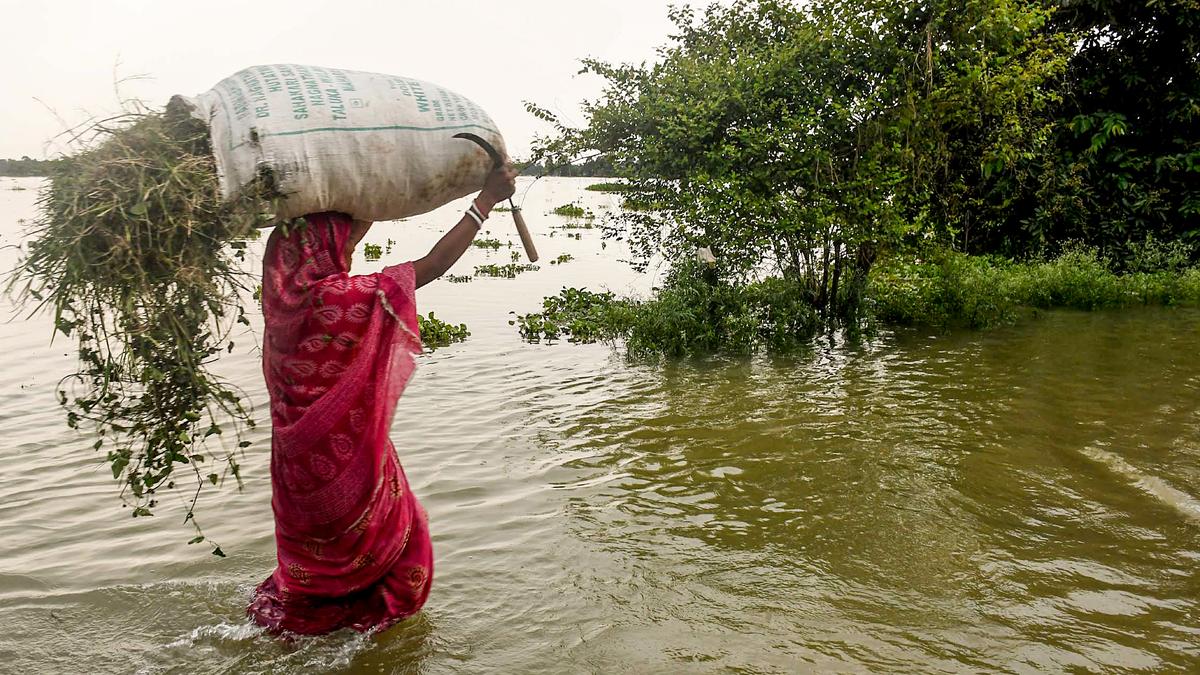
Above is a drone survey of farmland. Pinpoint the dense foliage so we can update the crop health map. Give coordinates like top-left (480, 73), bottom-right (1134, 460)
top-left (977, 0), bottom-right (1200, 259)
top-left (523, 0), bottom-right (1198, 350)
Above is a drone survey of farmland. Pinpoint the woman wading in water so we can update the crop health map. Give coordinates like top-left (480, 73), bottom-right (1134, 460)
top-left (247, 164), bottom-right (518, 634)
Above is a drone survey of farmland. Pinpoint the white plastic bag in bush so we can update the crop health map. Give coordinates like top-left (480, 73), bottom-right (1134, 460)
top-left (177, 64), bottom-right (505, 222)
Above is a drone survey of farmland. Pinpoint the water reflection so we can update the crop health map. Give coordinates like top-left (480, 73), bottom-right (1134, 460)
top-left (1, 176), bottom-right (1198, 672)
top-left (548, 311), bottom-right (1200, 671)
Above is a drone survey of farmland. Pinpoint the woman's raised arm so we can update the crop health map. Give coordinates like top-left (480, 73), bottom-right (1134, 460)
top-left (413, 164), bottom-right (519, 289)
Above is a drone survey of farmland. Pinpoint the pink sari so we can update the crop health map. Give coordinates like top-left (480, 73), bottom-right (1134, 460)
top-left (248, 212), bottom-right (432, 635)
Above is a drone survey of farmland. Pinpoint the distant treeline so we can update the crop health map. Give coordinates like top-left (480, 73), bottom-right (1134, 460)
top-left (0, 157), bottom-right (62, 177)
top-left (520, 156), bottom-right (615, 178)
top-left (1, 154), bottom-right (615, 179)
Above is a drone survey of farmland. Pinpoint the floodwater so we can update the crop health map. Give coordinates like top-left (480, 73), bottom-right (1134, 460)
top-left (1, 176), bottom-right (1198, 674)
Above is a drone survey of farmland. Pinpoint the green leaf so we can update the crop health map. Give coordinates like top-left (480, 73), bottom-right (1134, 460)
top-left (111, 455), bottom-right (129, 479)
top-left (188, 536), bottom-right (205, 545)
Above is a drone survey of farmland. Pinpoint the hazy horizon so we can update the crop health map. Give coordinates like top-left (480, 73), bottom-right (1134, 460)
top-left (0, 0), bottom-right (730, 160)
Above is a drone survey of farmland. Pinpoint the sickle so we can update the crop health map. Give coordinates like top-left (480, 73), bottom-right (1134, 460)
top-left (453, 132), bottom-right (538, 262)
top-left (453, 132), bottom-right (503, 168)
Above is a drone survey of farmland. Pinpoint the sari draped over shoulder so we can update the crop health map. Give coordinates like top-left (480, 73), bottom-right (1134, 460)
top-left (248, 211), bottom-right (432, 635)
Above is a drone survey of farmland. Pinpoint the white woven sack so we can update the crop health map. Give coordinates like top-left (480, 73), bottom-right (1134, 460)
top-left (177, 64), bottom-right (505, 222)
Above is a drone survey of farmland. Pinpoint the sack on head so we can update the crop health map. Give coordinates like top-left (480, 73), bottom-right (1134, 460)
top-left (177, 64), bottom-right (506, 222)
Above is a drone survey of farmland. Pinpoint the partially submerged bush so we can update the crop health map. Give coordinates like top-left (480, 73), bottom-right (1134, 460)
top-left (520, 246), bottom-right (1200, 354)
top-left (8, 102), bottom-right (276, 549)
top-left (513, 262), bottom-right (819, 355)
top-left (511, 287), bottom-right (633, 344)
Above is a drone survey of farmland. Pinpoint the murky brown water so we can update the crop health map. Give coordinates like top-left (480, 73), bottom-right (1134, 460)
top-left (1, 176), bottom-right (1198, 673)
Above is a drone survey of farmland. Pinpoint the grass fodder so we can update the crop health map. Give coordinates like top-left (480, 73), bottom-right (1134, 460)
top-left (8, 102), bottom-right (277, 553)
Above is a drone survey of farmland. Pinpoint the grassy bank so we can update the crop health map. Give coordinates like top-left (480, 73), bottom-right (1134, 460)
top-left (515, 248), bottom-right (1200, 354)
top-left (869, 248), bottom-right (1200, 329)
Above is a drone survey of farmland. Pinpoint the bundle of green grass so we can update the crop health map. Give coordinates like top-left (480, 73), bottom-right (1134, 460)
top-left (11, 100), bottom-right (277, 550)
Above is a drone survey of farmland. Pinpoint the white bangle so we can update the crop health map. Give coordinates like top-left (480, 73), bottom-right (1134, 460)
top-left (465, 206), bottom-right (483, 229)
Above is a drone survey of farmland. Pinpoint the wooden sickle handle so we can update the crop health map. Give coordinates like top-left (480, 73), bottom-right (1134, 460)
top-left (511, 206), bottom-right (539, 262)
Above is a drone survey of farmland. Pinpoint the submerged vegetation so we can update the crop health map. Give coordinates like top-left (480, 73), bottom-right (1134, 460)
top-left (517, 250), bottom-right (1200, 351)
top-left (7, 101), bottom-right (277, 550)
top-left (471, 237), bottom-right (505, 250)
top-left (584, 182), bottom-right (632, 193)
top-left (475, 263), bottom-right (540, 278)
top-left (514, 261), bottom-right (819, 354)
top-left (550, 203), bottom-right (592, 219)
top-left (417, 312), bottom-right (470, 350)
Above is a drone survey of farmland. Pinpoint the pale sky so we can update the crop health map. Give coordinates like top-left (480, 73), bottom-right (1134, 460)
top-left (0, 0), bottom-right (724, 160)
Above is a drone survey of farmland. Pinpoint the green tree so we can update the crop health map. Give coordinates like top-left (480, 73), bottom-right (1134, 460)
top-left (1024, 0), bottom-right (1200, 262)
top-left (536, 0), bottom-right (1071, 321)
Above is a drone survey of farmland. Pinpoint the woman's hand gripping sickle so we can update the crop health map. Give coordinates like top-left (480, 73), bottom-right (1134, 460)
top-left (412, 164), bottom-right (520, 289)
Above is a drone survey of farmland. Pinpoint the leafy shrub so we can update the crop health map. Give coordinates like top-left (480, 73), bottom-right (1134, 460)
top-left (1118, 236), bottom-right (1197, 274)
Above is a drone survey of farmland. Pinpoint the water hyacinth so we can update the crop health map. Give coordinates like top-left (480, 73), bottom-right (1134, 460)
top-left (8, 99), bottom-right (279, 551)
